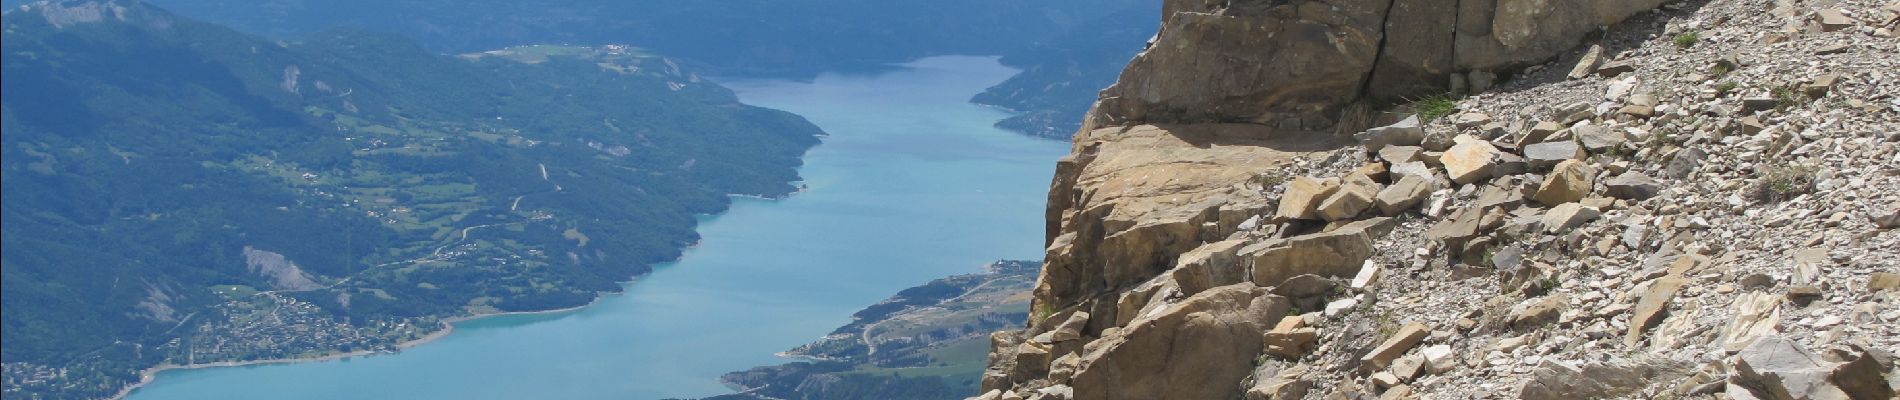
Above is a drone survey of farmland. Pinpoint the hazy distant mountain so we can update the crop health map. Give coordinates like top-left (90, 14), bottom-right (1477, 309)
top-left (973, 4), bottom-right (1159, 139)
top-left (1, 1), bottom-right (820, 398)
top-left (132, 0), bottom-right (1160, 138)
top-left (138, 0), bottom-right (1147, 78)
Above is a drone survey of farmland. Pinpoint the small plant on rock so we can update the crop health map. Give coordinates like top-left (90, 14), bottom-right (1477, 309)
top-left (1674, 31), bottom-right (1700, 48)
top-left (1031, 303), bottom-right (1057, 324)
top-left (1251, 171), bottom-right (1288, 189)
top-left (1753, 164), bottom-right (1817, 203)
top-left (1715, 81), bottom-right (1739, 96)
top-left (1407, 93), bottom-right (1463, 122)
top-left (1773, 86), bottom-right (1808, 110)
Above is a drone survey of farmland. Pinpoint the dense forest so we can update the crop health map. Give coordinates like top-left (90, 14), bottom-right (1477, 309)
top-left (1, 1), bottom-right (820, 398)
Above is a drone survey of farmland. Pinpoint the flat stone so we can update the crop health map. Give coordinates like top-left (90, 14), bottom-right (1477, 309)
top-left (1596, 60), bottom-right (1636, 78)
top-left (1317, 177), bottom-right (1381, 221)
top-left (1388, 161), bottom-right (1436, 182)
top-left (1802, 74), bottom-right (1839, 98)
top-left (1664, 148), bottom-right (1705, 179)
top-left (1719, 292), bottom-right (1784, 353)
top-left (1604, 172), bottom-right (1661, 200)
top-left (1626, 277), bottom-right (1683, 347)
top-left (1523, 141), bottom-right (1585, 170)
top-left (1421, 345), bottom-right (1455, 374)
top-left (1816, 9), bottom-right (1854, 32)
top-left (1813, 43), bottom-right (1851, 55)
top-left (1245, 371), bottom-right (1311, 400)
top-left (1360, 323), bottom-right (1430, 373)
top-left (1568, 45), bottom-right (1604, 80)
top-left (1391, 355), bottom-right (1427, 380)
top-left (1442, 135), bottom-right (1501, 185)
top-left (1519, 359), bottom-right (1676, 400)
top-left (1512, 294), bottom-right (1568, 330)
top-left (1739, 116), bottom-right (1767, 136)
top-left (1742, 97), bottom-right (1779, 113)
top-left (1247, 219), bottom-right (1385, 287)
top-left (1731, 336), bottom-right (1850, 400)
top-left (1542, 203), bottom-right (1601, 232)
top-left (1521, 121), bottom-right (1567, 146)
top-left (1374, 175), bottom-right (1434, 216)
top-left (1575, 124), bottom-right (1626, 153)
top-left (1276, 177), bottom-right (1341, 220)
top-left (1868, 272), bottom-right (1900, 293)
top-left (1791, 248), bottom-right (1829, 286)
top-left (1451, 113), bottom-right (1493, 129)
top-left (1832, 350), bottom-right (1896, 400)
top-left (1263, 317), bottom-right (1319, 359)
top-left (1350, 261), bottom-right (1382, 290)
top-left (1872, 201), bottom-right (1900, 229)
top-left (1379, 145), bottom-right (1425, 164)
top-left (1357, 115), bottom-right (1425, 152)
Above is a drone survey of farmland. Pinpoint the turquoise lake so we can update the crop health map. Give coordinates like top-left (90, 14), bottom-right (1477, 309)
top-left (125, 56), bottom-right (1069, 400)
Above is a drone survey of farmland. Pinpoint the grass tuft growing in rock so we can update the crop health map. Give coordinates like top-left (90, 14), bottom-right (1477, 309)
top-left (1674, 31), bottom-right (1699, 48)
top-left (1753, 164), bottom-right (1817, 203)
top-left (1408, 93), bottom-right (1463, 122)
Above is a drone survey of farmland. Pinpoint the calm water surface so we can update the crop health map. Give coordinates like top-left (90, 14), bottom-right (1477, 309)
top-left (126, 56), bottom-right (1068, 400)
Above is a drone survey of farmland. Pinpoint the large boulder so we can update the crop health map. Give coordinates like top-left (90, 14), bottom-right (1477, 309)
top-left (1605, 172), bottom-right (1662, 200)
top-left (1069, 284), bottom-right (1291, 400)
top-left (1357, 115), bottom-right (1426, 152)
top-left (1523, 141), bottom-right (1585, 170)
top-left (1533, 159), bottom-right (1594, 205)
top-left (1277, 177), bottom-right (1342, 220)
top-left (1729, 336), bottom-right (1851, 400)
top-left (1374, 175), bottom-right (1435, 215)
top-left (1247, 218), bottom-right (1387, 287)
top-left (1085, 0), bottom-right (1671, 130)
top-left (1317, 176), bottom-right (1382, 221)
top-left (1442, 135), bottom-right (1502, 184)
top-left (1519, 358), bottom-right (1682, 400)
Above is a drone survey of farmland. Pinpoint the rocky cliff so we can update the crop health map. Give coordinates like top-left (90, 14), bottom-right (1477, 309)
top-left (980, 0), bottom-right (1900, 398)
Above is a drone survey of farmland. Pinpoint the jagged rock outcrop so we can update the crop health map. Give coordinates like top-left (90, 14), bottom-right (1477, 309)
top-left (1086, 0), bottom-right (1669, 131)
top-left (980, 0), bottom-right (1900, 398)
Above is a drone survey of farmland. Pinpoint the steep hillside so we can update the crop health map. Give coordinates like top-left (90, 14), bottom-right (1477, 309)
top-left (0, 1), bottom-right (820, 398)
top-left (980, 0), bottom-right (1899, 399)
top-left (705, 261), bottom-right (1039, 400)
top-left (970, 3), bottom-right (1160, 139)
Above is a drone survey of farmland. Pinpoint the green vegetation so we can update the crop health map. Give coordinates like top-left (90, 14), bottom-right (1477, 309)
top-left (1408, 93), bottom-right (1465, 122)
top-left (1773, 86), bottom-right (1809, 110)
top-left (1673, 31), bottom-right (1700, 48)
top-left (1, 3), bottom-right (820, 398)
top-left (1753, 164), bottom-right (1817, 203)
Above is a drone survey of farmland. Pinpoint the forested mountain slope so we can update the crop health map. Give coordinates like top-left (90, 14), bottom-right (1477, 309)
top-left (1, 1), bottom-right (820, 398)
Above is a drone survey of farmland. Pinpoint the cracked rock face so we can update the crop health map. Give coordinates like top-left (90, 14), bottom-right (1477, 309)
top-left (1086, 0), bottom-right (1670, 131)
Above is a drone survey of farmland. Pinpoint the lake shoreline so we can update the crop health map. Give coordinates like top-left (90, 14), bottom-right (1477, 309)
top-left (109, 303), bottom-right (596, 400)
top-left (110, 184), bottom-right (804, 400)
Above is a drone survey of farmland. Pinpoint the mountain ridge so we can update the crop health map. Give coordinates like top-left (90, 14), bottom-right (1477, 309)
top-left (2, 2), bottom-right (822, 398)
